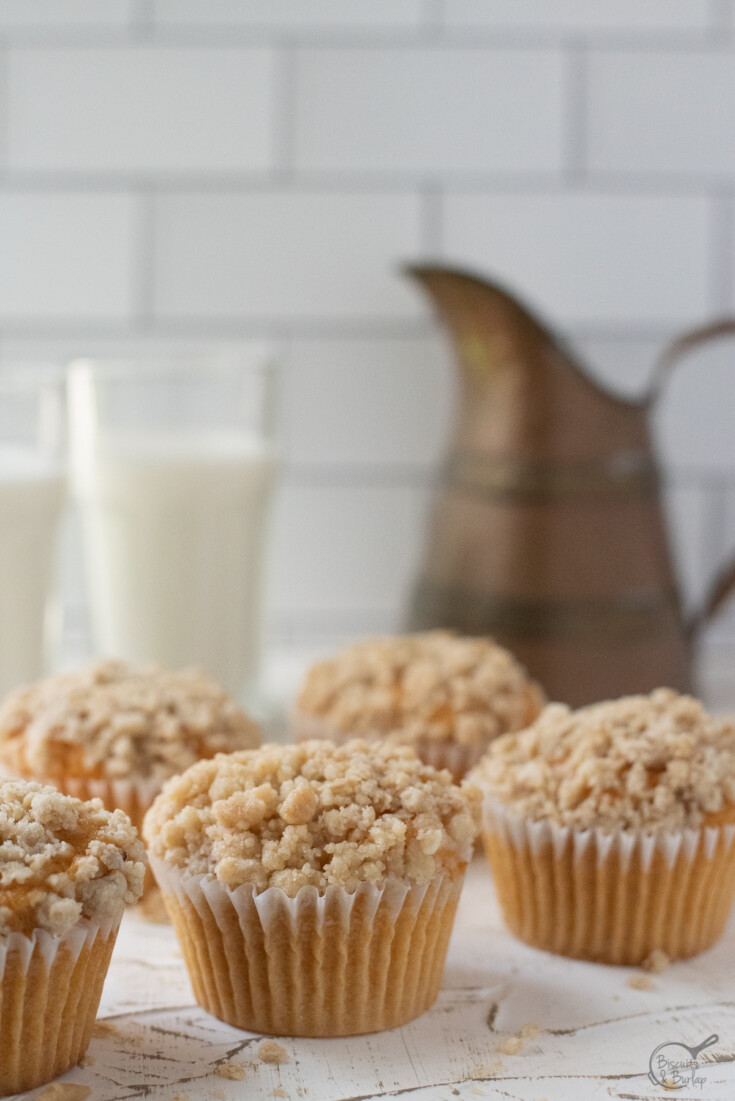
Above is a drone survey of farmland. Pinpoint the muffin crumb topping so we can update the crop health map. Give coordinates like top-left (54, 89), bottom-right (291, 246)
top-left (0, 778), bottom-right (145, 937)
top-left (258, 1041), bottom-right (288, 1065)
top-left (472, 689), bottom-right (735, 831)
top-left (297, 631), bottom-right (544, 750)
top-left (144, 740), bottom-right (479, 895)
top-left (0, 660), bottom-right (261, 782)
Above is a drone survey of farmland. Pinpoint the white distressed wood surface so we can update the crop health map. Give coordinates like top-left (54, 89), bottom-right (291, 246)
top-left (20, 857), bottom-right (735, 1101)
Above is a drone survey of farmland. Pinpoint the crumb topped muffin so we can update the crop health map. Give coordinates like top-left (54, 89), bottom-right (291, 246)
top-left (144, 740), bottom-right (479, 1036)
top-left (0, 659), bottom-right (260, 785)
top-left (295, 631), bottom-right (544, 778)
top-left (0, 778), bottom-right (145, 1095)
top-left (473, 689), bottom-right (735, 965)
top-left (0, 778), bottom-right (145, 937)
top-left (144, 739), bottom-right (479, 896)
top-left (473, 688), bottom-right (735, 833)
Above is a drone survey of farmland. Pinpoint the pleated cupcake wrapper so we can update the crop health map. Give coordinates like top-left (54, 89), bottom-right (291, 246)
top-left (0, 915), bottom-right (120, 1096)
top-left (481, 799), bottom-right (735, 964)
top-left (291, 709), bottom-right (478, 779)
top-left (151, 856), bottom-right (465, 1037)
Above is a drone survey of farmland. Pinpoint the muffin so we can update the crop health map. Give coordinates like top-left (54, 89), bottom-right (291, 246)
top-left (143, 739), bottom-right (479, 1036)
top-left (472, 688), bottom-right (735, 965)
top-left (0, 778), bottom-right (145, 1095)
top-left (294, 631), bottom-right (544, 779)
top-left (0, 659), bottom-right (262, 833)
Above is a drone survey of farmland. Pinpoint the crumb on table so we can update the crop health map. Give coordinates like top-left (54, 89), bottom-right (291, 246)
top-left (520, 1022), bottom-right (540, 1040)
top-left (498, 1036), bottom-right (524, 1055)
top-left (216, 1062), bottom-right (247, 1081)
top-left (469, 1059), bottom-right (504, 1078)
top-left (628, 973), bottom-right (653, 990)
top-left (258, 1040), bottom-right (289, 1065)
top-left (36, 1086), bottom-right (92, 1101)
top-left (642, 949), bottom-right (670, 974)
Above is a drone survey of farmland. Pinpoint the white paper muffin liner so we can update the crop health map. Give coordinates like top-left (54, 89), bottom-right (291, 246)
top-left (150, 854), bottom-right (466, 1036)
top-left (0, 914), bottom-right (120, 1096)
top-left (480, 798), bottom-right (735, 964)
top-left (50, 776), bottom-right (162, 831)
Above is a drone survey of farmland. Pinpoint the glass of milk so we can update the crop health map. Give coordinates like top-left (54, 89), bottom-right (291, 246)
top-left (67, 356), bottom-right (277, 705)
top-left (0, 367), bottom-right (66, 698)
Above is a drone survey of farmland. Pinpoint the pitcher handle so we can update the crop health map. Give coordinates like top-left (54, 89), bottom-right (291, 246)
top-left (647, 318), bottom-right (735, 637)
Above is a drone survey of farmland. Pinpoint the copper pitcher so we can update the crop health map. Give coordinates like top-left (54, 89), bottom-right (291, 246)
top-left (405, 265), bottom-right (735, 706)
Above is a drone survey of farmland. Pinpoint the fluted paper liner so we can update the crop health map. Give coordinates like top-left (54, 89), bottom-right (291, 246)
top-left (0, 915), bottom-right (119, 1096)
top-left (150, 856), bottom-right (465, 1036)
top-left (291, 710), bottom-right (480, 780)
top-left (482, 799), bottom-right (735, 964)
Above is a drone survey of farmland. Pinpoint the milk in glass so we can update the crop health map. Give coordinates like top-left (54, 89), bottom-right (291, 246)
top-left (0, 449), bottom-right (65, 696)
top-left (73, 433), bottom-right (275, 700)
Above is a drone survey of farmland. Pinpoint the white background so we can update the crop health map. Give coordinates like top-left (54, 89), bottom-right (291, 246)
top-left (1, 0), bottom-right (735, 672)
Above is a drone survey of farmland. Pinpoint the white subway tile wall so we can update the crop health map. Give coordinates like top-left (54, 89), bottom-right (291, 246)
top-left (1, 0), bottom-right (735, 658)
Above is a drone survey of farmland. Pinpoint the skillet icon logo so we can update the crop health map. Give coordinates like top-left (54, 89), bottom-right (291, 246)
top-left (648, 1033), bottom-right (718, 1091)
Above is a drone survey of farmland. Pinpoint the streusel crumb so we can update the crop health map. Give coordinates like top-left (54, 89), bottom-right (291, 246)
top-left (258, 1040), bottom-right (288, 1065)
top-left (0, 660), bottom-right (261, 782)
top-left (37, 1085), bottom-right (92, 1101)
top-left (498, 1037), bottom-right (523, 1056)
top-left (642, 949), bottom-right (670, 974)
top-left (472, 689), bottom-right (735, 832)
top-left (297, 632), bottom-right (544, 751)
top-left (143, 740), bottom-right (479, 895)
top-left (627, 973), bottom-right (653, 991)
top-left (216, 1063), bottom-right (246, 1081)
top-left (0, 778), bottom-right (145, 938)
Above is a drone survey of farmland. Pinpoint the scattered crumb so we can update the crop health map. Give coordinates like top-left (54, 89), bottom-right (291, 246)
top-left (135, 887), bottom-right (170, 924)
top-left (498, 1036), bottom-right (523, 1056)
top-left (520, 1022), bottom-right (540, 1040)
top-left (172, 1094), bottom-right (190, 1101)
top-left (627, 973), bottom-right (653, 990)
top-left (36, 1087), bottom-right (92, 1101)
top-left (78, 1054), bottom-right (95, 1068)
top-left (216, 1062), bottom-right (247, 1081)
top-left (272, 1091), bottom-right (289, 1099)
top-left (92, 1020), bottom-right (120, 1039)
top-left (469, 1059), bottom-right (504, 1078)
top-left (258, 1040), bottom-right (289, 1065)
top-left (642, 949), bottom-right (670, 974)
top-left (213, 1090), bottom-right (227, 1101)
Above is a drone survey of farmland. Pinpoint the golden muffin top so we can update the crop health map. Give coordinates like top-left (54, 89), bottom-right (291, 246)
top-left (0, 660), bottom-right (261, 782)
top-left (472, 689), bottom-right (735, 832)
top-left (0, 778), bottom-right (145, 937)
top-left (297, 631), bottom-right (544, 751)
top-left (143, 739), bottom-right (480, 896)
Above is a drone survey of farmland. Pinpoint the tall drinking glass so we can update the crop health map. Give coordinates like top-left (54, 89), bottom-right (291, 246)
top-left (68, 357), bottom-right (277, 705)
top-left (0, 367), bottom-right (66, 698)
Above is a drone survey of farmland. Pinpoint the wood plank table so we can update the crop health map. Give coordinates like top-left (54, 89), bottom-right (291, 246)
top-left (23, 855), bottom-right (735, 1101)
